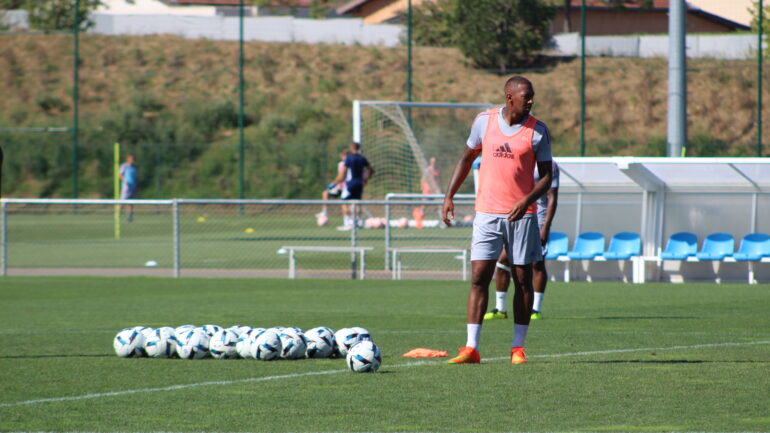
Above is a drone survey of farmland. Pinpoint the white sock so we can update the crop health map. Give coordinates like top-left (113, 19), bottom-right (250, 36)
top-left (344, 216), bottom-right (352, 226)
top-left (533, 292), bottom-right (544, 312)
top-left (512, 324), bottom-right (528, 348)
top-left (495, 291), bottom-right (508, 312)
top-left (466, 323), bottom-right (482, 349)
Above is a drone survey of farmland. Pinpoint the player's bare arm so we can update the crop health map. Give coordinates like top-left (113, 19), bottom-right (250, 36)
top-left (333, 161), bottom-right (346, 184)
top-left (507, 159), bottom-right (552, 222)
top-left (442, 147), bottom-right (480, 226)
top-left (540, 186), bottom-right (559, 244)
top-left (363, 163), bottom-right (375, 184)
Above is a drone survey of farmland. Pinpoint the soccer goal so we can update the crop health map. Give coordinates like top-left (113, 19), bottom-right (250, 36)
top-left (352, 100), bottom-right (492, 198)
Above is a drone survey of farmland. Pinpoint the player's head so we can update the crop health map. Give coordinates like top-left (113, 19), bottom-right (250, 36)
top-left (339, 149), bottom-right (350, 159)
top-left (349, 142), bottom-right (361, 153)
top-left (504, 76), bottom-right (535, 118)
top-left (126, 154), bottom-right (135, 164)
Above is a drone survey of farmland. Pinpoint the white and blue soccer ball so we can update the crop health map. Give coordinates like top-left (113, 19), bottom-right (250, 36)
top-left (132, 326), bottom-right (154, 357)
top-left (144, 326), bottom-right (177, 358)
top-left (177, 328), bottom-right (210, 360)
top-left (236, 327), bottom-right (260, 359)
top-left (351, 327), bottom-right (371, 342)
top-left (251, 329), bottom-right (281, 361)
top-left (334, 327), bottom-right (361, 357)
top-left (201, 324), bottom-right (222, 337)
top-left (234, 326), bottom-right (253, 337)
top-left (209, 329), bottom-right (239, 359)
top-left (113, 327), bottom-right (146, 358)
top-left (175, 324), bottom-right (195, 342)
top-left (279, 328), bottom-right (307, 360)
top-left (305, 327), bottom-right (335, 358)
top-left (346, 340), bottom-right (382, 373)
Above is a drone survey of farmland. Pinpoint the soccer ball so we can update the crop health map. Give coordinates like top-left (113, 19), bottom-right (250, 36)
top-left (251, 329), bottom-right (282, 361)
top-left (397, 217), bottom-right (409, 229)
top-left (346, 340), bottom-right (382, 373)
top-left (209, 329), bottom-right (239, 359)
top-left (201, 324), bottom-right (222, 337)
top-left (334, 327), bottom-right (361, 357)
top-left (113, 328), bottom-right (146, 358)
top-left (305, 327), bottom-right (335, 358)
top-left (279, 328), bottom-right (307, 360)
top-left (234, 325), bottom-right (253, 337)
top-left (144, 327), bottom-right (177, 358)
top-left (236, 327), bottom-right (263, 359)
top-left (351, 327), bottom-right (371, 342)
top-left (175, 324), bottom-right (195, 339)
top-left (177, 328), bottom-right (210, 360)
top-left (132, 326), bottom-right (153, 357)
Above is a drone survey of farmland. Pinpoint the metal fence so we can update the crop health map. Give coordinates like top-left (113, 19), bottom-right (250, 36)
top-left (1, 198), bottom-right (476, 280)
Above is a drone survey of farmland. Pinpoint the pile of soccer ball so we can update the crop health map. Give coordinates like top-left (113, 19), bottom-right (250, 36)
top-left (113, 325), bottom-right (381, 373)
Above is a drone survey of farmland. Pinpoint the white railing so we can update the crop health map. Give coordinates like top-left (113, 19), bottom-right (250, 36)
top-left (1, 198), bottom-right (475, 279)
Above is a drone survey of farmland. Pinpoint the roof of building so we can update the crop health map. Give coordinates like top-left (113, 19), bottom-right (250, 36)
top-left (164, 0), bottom-right (314, 6)
top-left (337, 0), bottom-right (750, 31)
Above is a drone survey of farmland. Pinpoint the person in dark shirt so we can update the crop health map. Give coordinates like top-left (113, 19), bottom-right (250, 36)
top-left (334, 142), bottom-right (374, 230)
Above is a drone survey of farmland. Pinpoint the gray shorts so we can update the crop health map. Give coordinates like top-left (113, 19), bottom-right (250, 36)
top-left (471, 212), bottom-right (543, 265)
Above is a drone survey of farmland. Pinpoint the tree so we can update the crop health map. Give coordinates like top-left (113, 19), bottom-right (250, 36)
top-left (411, 0), bottom-right (457, 47)
top-left (454, 0), bottom-right (555, 73)
top-left (23, 0), bottom-right (103, 31)
top-left (750, 0), bottom-right (770, 52)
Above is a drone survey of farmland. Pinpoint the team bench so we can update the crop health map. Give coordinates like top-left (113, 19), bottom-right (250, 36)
top-left (279, 246), bottom-right (374, 280)
top-left (389, 247), bottom-right (470, 281)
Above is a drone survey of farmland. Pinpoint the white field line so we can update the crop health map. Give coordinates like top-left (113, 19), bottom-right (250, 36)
top-left (1, 339), bottom-right (768, 409)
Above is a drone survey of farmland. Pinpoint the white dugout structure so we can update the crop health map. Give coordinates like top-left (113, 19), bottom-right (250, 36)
top-left (549, 157), bottom-right (770, 283)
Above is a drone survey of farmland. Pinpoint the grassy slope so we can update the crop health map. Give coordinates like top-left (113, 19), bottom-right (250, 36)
top-left (0, 34), bottom-right (766, 197)
top-left (0, 276), bottom-right (769, 432)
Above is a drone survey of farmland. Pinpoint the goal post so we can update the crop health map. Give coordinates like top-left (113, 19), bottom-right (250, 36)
top-left (352, 100), bottom-right (491, 198)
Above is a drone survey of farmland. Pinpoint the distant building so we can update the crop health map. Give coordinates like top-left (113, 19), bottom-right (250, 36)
top-left (337, 0), bottom-right (751, 34)
top-left (552, 0), bottom-right (750, 35)
top-left (96, 0), bottom-right (316, 17)
top-left (336, 0), bottom-right (430, 24)
top-left (687, 0), bottom-right (752, 28)
top-left (163, 0), bottom-right (315, 17)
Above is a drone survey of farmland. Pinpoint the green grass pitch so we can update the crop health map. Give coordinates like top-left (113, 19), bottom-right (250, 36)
top-left (0, 276), bottom-right (769, 432)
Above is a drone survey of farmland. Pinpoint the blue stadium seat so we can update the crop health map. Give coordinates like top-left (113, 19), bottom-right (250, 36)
top-left (567, 232), bottom-right (605, 260)
top-left (695, 233), bottom-right (734, 261)
top-left (733, 233), bottom-right (770, 261)
top-left (545, 231), bottom-right (569, 260)
top-left (660, 232), bottom-right (698, 260)
top-left (602, 232), bottom-right (641, 260)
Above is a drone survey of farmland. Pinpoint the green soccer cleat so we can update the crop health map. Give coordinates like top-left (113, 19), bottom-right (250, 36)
top-left (483, 309), bottom-right (508, 320)
top-left (530, 311), bottom-right (543, 320)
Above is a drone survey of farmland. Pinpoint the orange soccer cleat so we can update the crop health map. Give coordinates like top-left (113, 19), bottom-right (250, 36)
top-left (510, 346), bottom-right (527, 364)
top-left (448, 346), bottom-right (481, 364)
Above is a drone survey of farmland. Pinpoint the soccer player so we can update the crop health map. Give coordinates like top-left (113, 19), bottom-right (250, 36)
top-left (119, 154), bottom-right (138, 222)
top-left (485, 161), bottom-right (560, 321)
top-left (421, 157), bottom-right (441, 195)
top-left (335, 142), bottom-right (374, 230)
top-left (442, 76), bottom-right (552, 364)
top-left (316, 149), bottom-right (349, 226)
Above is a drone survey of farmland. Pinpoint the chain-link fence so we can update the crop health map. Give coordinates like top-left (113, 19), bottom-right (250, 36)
top-left (1, 198), bottom-right (478, 280)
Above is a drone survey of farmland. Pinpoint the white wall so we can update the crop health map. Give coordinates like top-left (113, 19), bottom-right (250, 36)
top-left (90, 13), bottom-right (404, 47)
top-left (553, 32), bottom-right (760, 60)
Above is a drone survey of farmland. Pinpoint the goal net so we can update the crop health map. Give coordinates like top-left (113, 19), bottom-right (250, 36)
top-left (353, 101), bottom-right (491, 198)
